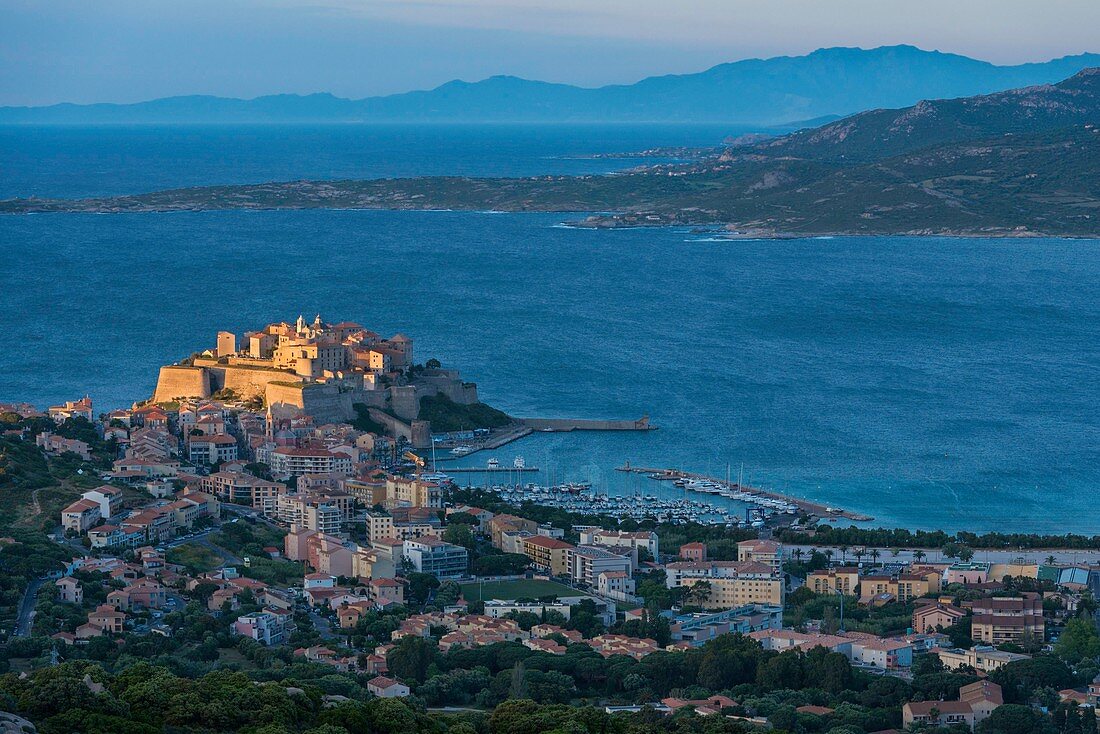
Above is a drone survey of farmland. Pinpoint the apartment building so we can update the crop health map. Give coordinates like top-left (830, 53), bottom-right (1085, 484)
top-left (201, 471), bottom-right (285, 510)
top-left (903, 681), bottom-right (1002, 731)
top-left (521, 535), bottom-right (575, 576)
top-left (665, 560), bottom-right (784, 609)
top-left (61, 499), bottom-right (102, 533)
top-left (568, 544), bottom-right (633, 587)
top-left (80, 485), bottom-right (125, 519)
top-left (859, 570), bottom-right (940, 603)
top-left (187, 434), bottom-right (239, 465)
top-left (403, 537), bottom-right (468, 579)
top-left (233, 608), bottom-right (294, 646)
top-left (967, 593), bottom-right (1044, 645)
top-left (808, 567), bottom-right (860, 595)
top-left (269, 446), bottom-right (353, 476)
top-left (935, 646), bottom-right (1030, 673)
top-left (737, 539), bottom-right (783, 572)
top-left (384, 476), bottom-right (443, 509)
top-left (912, 602), bottom-right (966, 633)
top-left (579, 529), bottom-right (659, 559)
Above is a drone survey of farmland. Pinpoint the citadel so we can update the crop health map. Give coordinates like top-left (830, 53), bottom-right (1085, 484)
top-left (153, 314), bottom-right (480, 447)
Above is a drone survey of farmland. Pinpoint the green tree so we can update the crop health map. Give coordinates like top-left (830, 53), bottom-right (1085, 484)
top-left (386, 636), bottom-right (438, 684)
top-left (1055, 618), bottom-right (1100, 663)
top-left (405, 572), bottom-right (440, 607)
top-left (443, 523), bottom-right (476, 549)
top-left (975, 703), bottom-right (1052, 734)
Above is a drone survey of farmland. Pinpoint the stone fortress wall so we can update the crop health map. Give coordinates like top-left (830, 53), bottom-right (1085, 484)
top-left (152, 358), bottom-right (478, 438)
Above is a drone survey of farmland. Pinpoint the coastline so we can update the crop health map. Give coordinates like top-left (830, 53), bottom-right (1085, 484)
top-left (3, 200), bottom-right (1098, 240)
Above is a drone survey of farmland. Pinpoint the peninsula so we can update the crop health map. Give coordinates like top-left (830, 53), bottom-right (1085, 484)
top-left (4, 68), bottom-right (1100, 237)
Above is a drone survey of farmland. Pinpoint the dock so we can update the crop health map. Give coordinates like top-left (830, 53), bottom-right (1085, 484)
top-left (518, 416), bottom-right (657, 432)
top-left (443, 466), bottom-right (540, 473)
top-left (433, 415), bottom-right (656, 459)
top-left (616, 465), bottom-right (873, 522)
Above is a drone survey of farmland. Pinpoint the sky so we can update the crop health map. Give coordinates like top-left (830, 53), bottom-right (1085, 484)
top-left (2, 0), bottom-right (1100, 106)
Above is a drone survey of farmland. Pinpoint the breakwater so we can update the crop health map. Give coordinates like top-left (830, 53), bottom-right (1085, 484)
top-left (518, 416), bottom-right (657, 431)
top-left (616, 465), bottom-right (873, 522)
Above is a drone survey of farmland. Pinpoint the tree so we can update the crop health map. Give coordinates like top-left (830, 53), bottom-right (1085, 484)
top-left (913, 549), bottom-right (927, 563)
top-left (405, 572), bottom-right (440, 607)
top-left (990, 656), bottom-right (1075, 704)
top-left (443, 523), bottom-right (476, 549)
top-left (683, 580), bottom-right (712, 607)
top-left (1055, 618), bottom-right (1100, 663)
top-left (975, 704), bottom-right (1051, 734)
top-left (386, 635), bottom-right (437, 684)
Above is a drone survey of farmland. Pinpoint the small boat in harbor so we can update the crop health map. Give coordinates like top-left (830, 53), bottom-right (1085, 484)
top-left (450, 446), bottom-right (474, 456)
top-left (487, 457), bottom-right (500, 469)
top-left (514, 456), bottom-right (526, 469)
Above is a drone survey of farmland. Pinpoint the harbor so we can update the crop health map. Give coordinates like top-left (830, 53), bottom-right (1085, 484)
top-left (615, 464), bottom-right (874, 523)
top-left (432, 416), bottom-right (657, 458)
top-left (481, 481), bottom-right (752, 525)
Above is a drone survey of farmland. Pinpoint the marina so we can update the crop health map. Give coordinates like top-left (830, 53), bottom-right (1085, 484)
top-left (444, 465), bottom-right (540, 473)
top-left (482, 481), bottom-right (751, 525)
top-left (616, 464), bottom-right (874, 522)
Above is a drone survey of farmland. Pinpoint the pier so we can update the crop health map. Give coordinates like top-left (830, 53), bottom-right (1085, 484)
top-left (443, 466), bottom-right (539, 473)
top-left (616, 465), bottom-right (873, 523)
top-left (434, 416), bottom-right (656, 459)
top-left (518, 416), bottom-right (657, 432)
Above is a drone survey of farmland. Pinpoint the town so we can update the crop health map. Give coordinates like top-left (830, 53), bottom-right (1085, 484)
top-left (0, 319), bottom-right (1097, 734)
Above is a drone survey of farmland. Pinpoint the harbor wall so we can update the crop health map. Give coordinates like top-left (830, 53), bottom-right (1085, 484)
top-left (519, 416), bottom-right (656, 431)
top-left (367, 407), bottom-right (432, 448)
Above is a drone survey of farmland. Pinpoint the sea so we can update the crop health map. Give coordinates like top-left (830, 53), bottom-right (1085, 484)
top-left (2, 123), bottom-right (1099, 535)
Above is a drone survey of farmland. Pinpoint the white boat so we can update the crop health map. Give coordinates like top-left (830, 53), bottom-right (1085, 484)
top-left (450, 446), bottom-right (474, 456)
top-left (487, 458), bottom-right (500, 469)
top-left (513, 456), bottom-right (526, 469)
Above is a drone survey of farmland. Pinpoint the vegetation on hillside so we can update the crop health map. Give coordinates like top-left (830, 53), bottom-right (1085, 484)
top-left (418, 395), bottom-right (511, 432)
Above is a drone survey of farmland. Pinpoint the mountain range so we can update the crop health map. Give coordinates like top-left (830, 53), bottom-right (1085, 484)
top-left (4, 67), bottom-right (1100, 238)
top-left (3, 45), bottom-right (1100, 126)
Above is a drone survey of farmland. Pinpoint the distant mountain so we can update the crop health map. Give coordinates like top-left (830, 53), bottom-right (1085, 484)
top-left (758, 66), bottom-right (1100, 160)
top-left (4, 45), bottom-right (1100, 126)
top-left (5, 68), bottom-right (1100, 238)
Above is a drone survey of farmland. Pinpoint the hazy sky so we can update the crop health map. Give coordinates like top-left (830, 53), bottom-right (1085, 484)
top-left (3, 0), bottom-right (1099, 106)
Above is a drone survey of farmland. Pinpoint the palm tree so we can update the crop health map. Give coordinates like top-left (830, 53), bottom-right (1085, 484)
top-left (824, 549), bottom-right (834, 566)
top-left (870, 548), bottom-right (881, 565)
top-left (854, 549), bottom-right (865, 566)
top-left (913, 549), bottom-right (927, 563)
top-left (1045, 555), bottom-right (1057, 566)
top-left (838, 545), bottom-right (848, 563)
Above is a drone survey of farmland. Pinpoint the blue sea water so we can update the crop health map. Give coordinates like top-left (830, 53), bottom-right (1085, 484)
top-left (2, 125), bottom-right (1099, 534)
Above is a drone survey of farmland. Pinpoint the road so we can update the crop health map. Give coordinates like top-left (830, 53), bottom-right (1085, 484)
top-left (787, 544), bottom-right (1100, 566)
top-left (14, 576), bottom-right (45, 637)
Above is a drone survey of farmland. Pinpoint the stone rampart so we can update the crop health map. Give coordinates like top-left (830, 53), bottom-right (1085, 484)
top-left (152, 366), bottom-right (210, 403)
